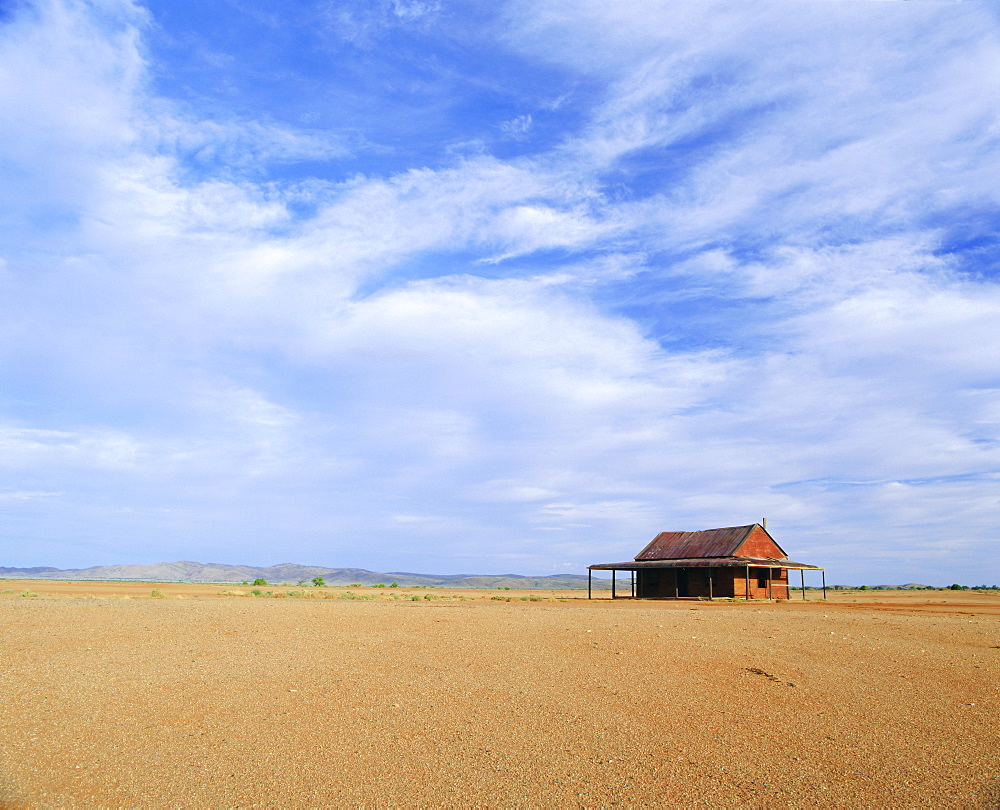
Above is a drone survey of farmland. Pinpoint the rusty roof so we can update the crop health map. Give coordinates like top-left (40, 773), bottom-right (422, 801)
top-left (589, 557), bottom-right (823, 570)
top-left (635, 524), bottom-right (768, 561)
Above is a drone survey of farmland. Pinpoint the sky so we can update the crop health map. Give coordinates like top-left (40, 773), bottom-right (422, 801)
top-left (1, 0), bottom-right (999, 585)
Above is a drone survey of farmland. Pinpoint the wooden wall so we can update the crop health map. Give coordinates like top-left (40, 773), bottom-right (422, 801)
top-left (636, 567), bottom-right (789, 599)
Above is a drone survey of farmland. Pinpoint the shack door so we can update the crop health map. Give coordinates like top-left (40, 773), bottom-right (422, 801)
top-left (675, 569), bottom-right (688, 597)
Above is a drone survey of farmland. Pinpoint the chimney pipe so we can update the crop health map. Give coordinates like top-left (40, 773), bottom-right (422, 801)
top-left (762, 517), bottom-right (768, 531)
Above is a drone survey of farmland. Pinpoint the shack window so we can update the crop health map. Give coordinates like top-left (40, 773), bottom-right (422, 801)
top-left (754, 568), bottom-right (768, 589)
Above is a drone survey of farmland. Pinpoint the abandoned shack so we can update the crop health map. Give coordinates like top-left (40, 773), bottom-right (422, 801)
top-left (588, 523), bottom-right (825, 600)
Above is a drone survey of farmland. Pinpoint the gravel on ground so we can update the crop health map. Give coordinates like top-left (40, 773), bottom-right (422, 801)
top-left (0, 584), bottom-right (997, 807)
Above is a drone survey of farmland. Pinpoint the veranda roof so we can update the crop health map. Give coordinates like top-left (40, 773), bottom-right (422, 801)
top-left (588, 556), bottom-right (824, 571)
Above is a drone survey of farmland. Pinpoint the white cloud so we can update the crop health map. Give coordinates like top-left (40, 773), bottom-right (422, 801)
top-left (470, 481), bottom-right (557, 503)
top-left (321, 0), bottom-right (441, 46)
top-left (391, 0), bottom-right (441, 22)
top-left (500, 113), bottom-right (533, 139)
top-left (0, 426), bottom-right (145, 471)
top-left (0, 490), bottom-right (60, 501)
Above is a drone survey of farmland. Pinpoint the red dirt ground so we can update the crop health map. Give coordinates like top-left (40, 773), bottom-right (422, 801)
top-left (1, 582), bottom-right (997, 806)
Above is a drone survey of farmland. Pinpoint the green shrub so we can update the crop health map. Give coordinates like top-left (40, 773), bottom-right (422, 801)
top-left (251, 588), bottom-right (262, 596)
top-left (372, 583), bottom-right (385, 588)
top-left (150, 588), bottom-right (164, 598)
top-left (311, 576), bottom-right (326, 588)
top-left (253, 578), bottom-right (267, 586)
top-left (390, 582), bottom-right (398, 588)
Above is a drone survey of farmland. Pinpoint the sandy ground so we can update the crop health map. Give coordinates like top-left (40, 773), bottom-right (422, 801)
top-left (1, 582), bottom-right (998, 807)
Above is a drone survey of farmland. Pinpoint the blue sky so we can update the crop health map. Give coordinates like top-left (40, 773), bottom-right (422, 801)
top-left (2, 0), bottom-right (999, 584)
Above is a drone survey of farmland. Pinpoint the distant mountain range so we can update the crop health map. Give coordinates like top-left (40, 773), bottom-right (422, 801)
top-left (0, 560), bottom-right (612, 589)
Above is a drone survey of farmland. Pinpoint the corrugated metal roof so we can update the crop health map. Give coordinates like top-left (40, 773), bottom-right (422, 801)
top-left (634, 525), bottom-right (757, 560)
top-left (589, 557), bottom-right (823, 570)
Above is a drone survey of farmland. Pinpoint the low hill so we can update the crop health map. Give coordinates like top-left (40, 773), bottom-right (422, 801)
top-left (0, 561), bottom-right (612, 589)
